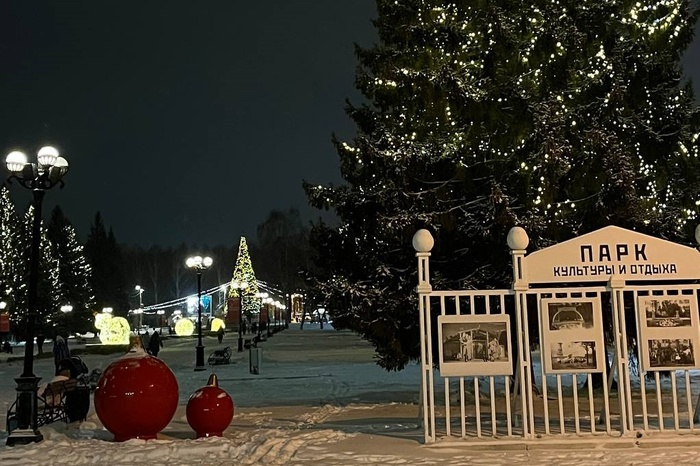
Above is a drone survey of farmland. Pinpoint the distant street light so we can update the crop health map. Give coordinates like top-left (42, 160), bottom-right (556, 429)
top-left (231, 281), bottom-right (249, 352)
top-left (254, 292), bottom-right (268, 342)
top-left (264, 297), bottom-right (273, 338)
top-left (5, 146), bottom-right (69, 446)
top-left (135, 285), bottom-right (144, 307)
top-left (134, 286), bottom-right (145, 331)
top-left (60, 304), bottom-right (73, 337)
top-left (186, 255), bottom-right (213, 371)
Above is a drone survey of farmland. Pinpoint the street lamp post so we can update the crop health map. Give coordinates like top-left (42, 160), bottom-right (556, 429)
top-left (232, 281), bottom-right (249, 352)
top-left (264, 297), bottom-right (273, 338)
top-left (254, 292), bottom-right (268, 341)
top-left (185, 255), bottom-right (213, 372)
top-left (60, 304), bottom-right (72, 337)
top-left (134, 286), bottom-right (144, 332)
top-left (5, 146), bottom-right (68, 446)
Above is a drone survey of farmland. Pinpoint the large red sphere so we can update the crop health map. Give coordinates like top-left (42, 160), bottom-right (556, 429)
top-left (95, 350), bottom-right (179, 441)
top-left (186, 385), bottom-right (234, 438)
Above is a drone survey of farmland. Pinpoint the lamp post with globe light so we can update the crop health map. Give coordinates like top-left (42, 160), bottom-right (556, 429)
top-left (134, 286), bottom-right (145, 332)
top-left (254, 292), bottom-right (268, 341)
top-left (186, 255), bottom-right (212, 371)
top-left (5, 146), bottom-right (68, 446)
top-left (60, 304), bottom-right (72, 337)
top-left (231, 281), bottom-right (248, 352)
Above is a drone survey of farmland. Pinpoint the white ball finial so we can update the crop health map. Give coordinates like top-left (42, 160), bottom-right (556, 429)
top-left (412, 229), bottom-right (434, 252)
top-left (695, 225), bottom-right (700, 245)
top-left (507, 227), bottom-right (529, 250)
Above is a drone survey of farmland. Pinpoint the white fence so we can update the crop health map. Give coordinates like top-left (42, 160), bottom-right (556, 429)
top-left (414, 226), bottom-right (700, 444)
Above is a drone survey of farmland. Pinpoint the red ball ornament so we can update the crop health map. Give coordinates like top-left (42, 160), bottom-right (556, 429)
top-left (186, 374), bottom-right (234, 438)
top-left (95, 345), bottom-right (179, 441)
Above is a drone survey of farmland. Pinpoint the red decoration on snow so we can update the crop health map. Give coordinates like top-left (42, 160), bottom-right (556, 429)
top-left (94, 343), bottom-right (179, 441)
top-left (186, 373), bottom-right (234, 438)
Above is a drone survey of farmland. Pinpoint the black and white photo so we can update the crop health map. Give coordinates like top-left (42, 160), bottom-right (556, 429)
top-left (437, 314), bottom-right (512, 377)
top-left (540, 299), bottom-right (605, 374)
top-left (638, 296), bottom-right (700, 371)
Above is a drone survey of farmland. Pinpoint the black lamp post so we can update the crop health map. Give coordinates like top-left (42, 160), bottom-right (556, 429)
top-left (265, 298), bottom-right (272, 338)
top-left (255, 292), bottom-right (267, 341)
top-left (186, 255), bottom-right (212, 372)
top-left (5, 146), bottom-right (68, 446)
top-left (232, 281), bottom-right (248, 352)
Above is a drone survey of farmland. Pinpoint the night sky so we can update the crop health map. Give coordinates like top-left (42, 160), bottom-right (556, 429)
top-left (0, 2), bottom-right (698, 247)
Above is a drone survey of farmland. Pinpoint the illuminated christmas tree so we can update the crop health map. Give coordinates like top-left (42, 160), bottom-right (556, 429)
top-left (305, 0), bottom-right (700, 370)
top-left (228, 236), bottom-right (260, 316)
top-left (0, 187), bottom-right (24, 324)
top-left (17, 205), bottom-right (60, 336)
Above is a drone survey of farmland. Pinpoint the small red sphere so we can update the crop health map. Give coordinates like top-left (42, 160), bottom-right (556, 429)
top-left (95, 350), bottom-right (179, 441)
top-left (186, 385), bottom-right (234, 438)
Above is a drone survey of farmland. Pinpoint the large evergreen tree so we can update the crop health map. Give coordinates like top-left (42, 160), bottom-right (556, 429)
top-left (18, 206), bottom-right (60, 338)
top-left (85, 212), bottom-right (128, 315)
top-left (47, 206), bottom-right (96, 333)
top-left (0, 186), bottom-right (24, 329)
top-left (305, 0), bottom-right (700, 370)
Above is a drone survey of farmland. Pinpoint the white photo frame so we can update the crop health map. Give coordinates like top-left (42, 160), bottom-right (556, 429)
top-left (638, 296), bottom-right (700, 371)
top-left (540, 299), bottom-right (605, 374)
top-left (437, 314), bottom-right (512, 377)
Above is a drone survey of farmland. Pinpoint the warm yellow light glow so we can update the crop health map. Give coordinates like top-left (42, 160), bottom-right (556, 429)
top-left (99, 317), bottom-right (130, 345)
top-left (210, 318), bottom-right (225, 332)
top-left (95, 313), bottom-right (111, 330)
top-left (175, 318), bottom-right (195, 336)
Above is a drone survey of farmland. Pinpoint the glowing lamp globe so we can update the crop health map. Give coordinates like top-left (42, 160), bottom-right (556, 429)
top-left (186, 374), bottom-right (234, 438)
top-left (95, 346), bottom-right (179, 441)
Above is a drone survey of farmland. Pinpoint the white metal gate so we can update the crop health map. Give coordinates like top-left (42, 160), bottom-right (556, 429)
top-left (414, 226), bottom-right (700, 445)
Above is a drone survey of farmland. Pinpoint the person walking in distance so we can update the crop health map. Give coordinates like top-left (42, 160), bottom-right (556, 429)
top-left (217, 326), bottom-right (224, 344)
top-left (53, 334), bottom-right (70, 375)
top-left (148, 330), bottom-right (163, 357)
top-left (142, 330), bottom-right (151, 354)
top-left (36, 331), bottom-right (45, 355)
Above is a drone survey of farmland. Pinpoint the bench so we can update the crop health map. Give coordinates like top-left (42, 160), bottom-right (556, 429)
top-left (207, 346), bottom-right (232, 365)
top-left (7, 379), bottom-right (90, 432)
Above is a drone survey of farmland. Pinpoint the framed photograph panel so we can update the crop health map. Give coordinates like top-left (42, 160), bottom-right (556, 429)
top-left (540, 299), bottom-right (605, 374)
top-left (437, 314), bottom-right (512, 377)
top-left (638, 296), bottom-right (700, 371)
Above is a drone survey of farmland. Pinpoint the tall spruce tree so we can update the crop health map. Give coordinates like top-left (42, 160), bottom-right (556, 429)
top-left (0, 186), bottom-right (24, 330)
top-left (305, 0), bottom-right (700, 370)
top-left (47, 206), bottom-right (96, 333)
top-left (18, 206), bottom-right (60, 338)
top-left (85, 212), bottom-right (128, 315)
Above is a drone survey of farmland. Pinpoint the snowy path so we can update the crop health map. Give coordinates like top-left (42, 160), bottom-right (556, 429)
top-left (1, 325), bottom-right (700, 464)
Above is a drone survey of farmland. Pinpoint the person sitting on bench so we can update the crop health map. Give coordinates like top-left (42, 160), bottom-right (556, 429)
top-left (37, 369), bottom-right (72, 407)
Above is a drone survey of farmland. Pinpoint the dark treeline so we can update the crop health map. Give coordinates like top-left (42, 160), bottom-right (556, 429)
top-left (87, 207), bottom-right (312, 314)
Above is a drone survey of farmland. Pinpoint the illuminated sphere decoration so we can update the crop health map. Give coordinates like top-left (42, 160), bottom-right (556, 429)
top-left (210, 317), bottom-right (225, 332)
top-left (95, 348), bottom-right (179, 441)
top-left (186, 374), bottom-right (234, 438)
top-left (94, 313), bottom-right (111, 331)
top-left (175, 318), bottom-right (195, 336)
top-left (99, 316), bottom-right (131, 345)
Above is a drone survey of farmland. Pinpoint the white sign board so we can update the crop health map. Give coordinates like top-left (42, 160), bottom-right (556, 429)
top-left (523, 226), bottom-right (700, 283)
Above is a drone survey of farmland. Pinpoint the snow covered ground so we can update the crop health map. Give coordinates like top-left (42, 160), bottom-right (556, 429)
top-left (1, 325), bottom-right (700, 465)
